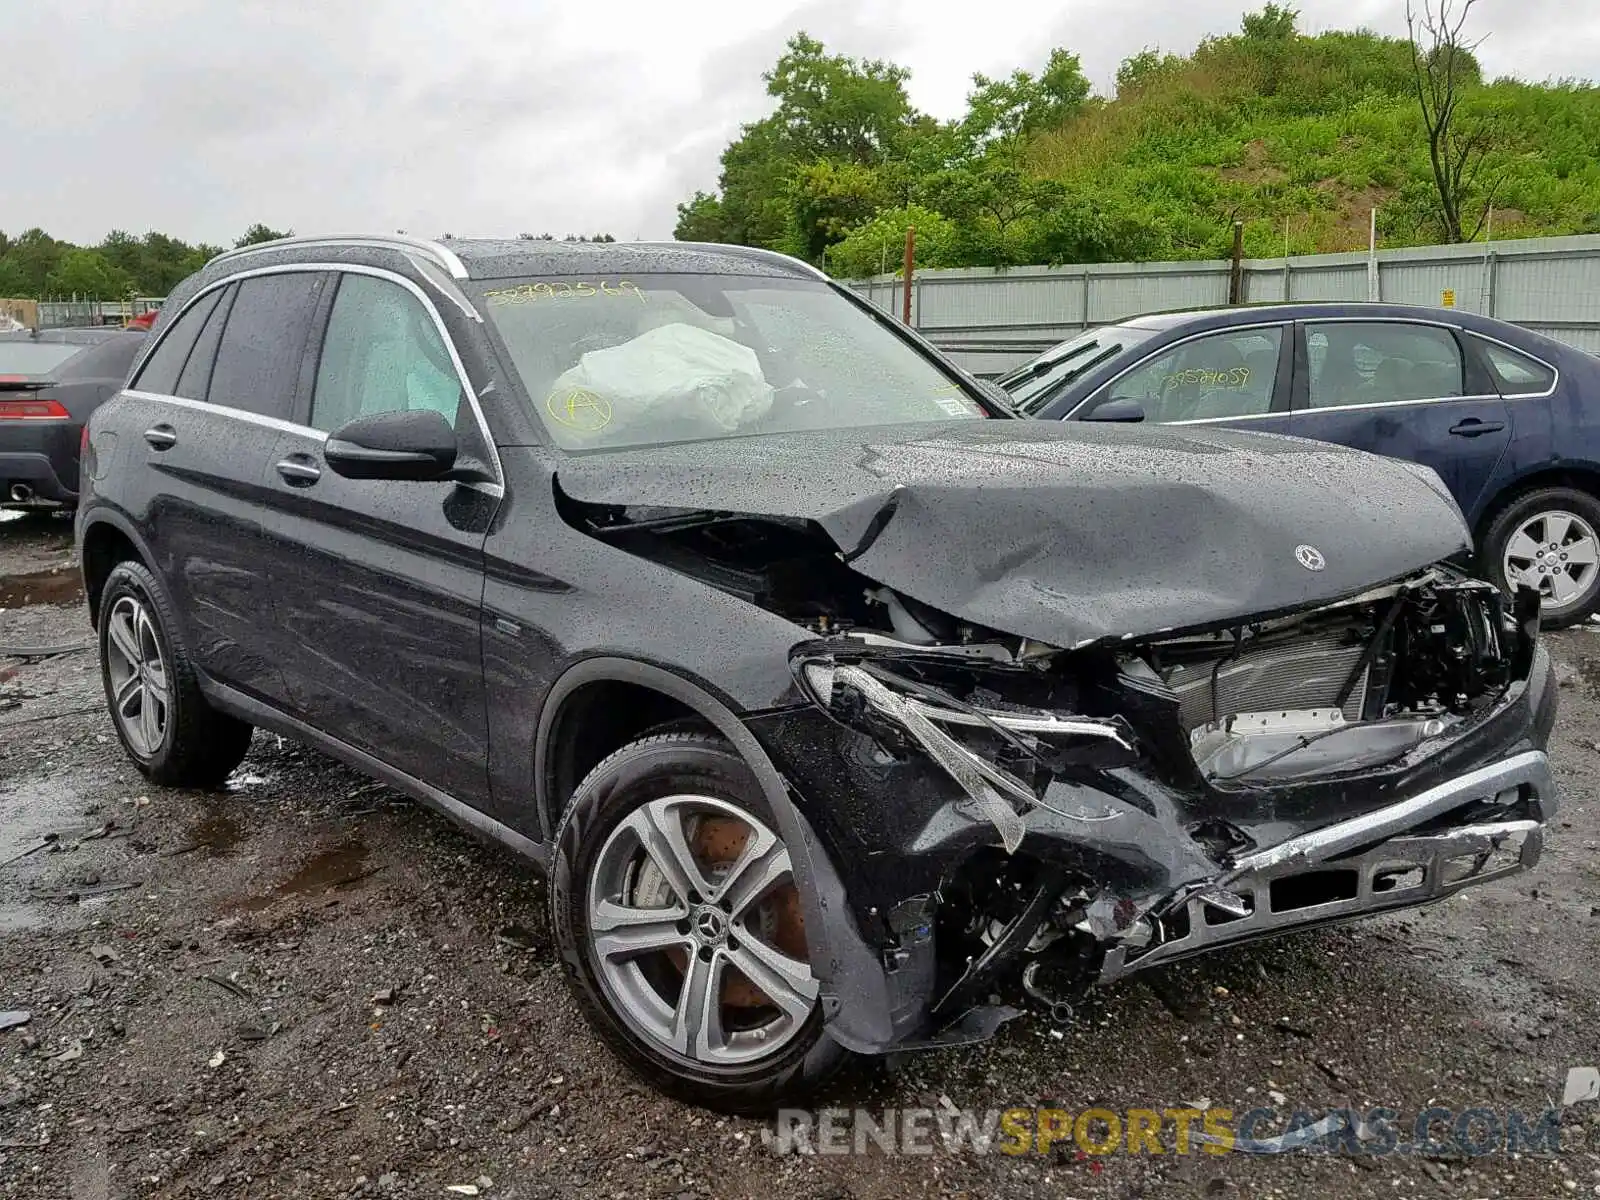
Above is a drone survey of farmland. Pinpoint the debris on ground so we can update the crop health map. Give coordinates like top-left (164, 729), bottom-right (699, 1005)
top-left (1, 516), bottom-right (1596, 1197)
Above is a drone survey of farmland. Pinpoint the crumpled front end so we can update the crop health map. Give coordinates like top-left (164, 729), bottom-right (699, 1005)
top-left (750, 570), bottom-right (1559, 1052)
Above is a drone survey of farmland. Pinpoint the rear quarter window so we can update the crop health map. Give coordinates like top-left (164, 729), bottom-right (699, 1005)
top-left (132, 289), bottom-right (224, 395)
top-left (1470, 335), bottom-right (1557, 394)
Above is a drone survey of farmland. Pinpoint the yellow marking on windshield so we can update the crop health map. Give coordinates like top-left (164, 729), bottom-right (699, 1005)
top-left (1161, 366), bottom-right (1251, 391)
top-left (486, 280), bottom-right (646, 306)
top-left (546, 387), bottom-right (613, 432)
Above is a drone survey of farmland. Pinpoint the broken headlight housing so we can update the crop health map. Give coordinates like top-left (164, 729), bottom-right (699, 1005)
top-left (795, 652), bottom-right (1138, 852)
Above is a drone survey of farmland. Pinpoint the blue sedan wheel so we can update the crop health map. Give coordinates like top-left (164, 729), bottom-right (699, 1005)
top-left (1483, 487), bottom-right (1600, 628)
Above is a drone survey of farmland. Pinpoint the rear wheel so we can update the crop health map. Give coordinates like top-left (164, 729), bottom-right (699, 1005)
top-left (550, 732), bottom-right (848, 1112)
top-left (1480, 486), bottom-right (1600, 628)
top-left (98, 560), bottom-right (253, 786)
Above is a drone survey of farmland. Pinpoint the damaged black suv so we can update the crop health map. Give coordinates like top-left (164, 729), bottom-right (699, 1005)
top-left (77, 235), bottom-right (1558, 1111)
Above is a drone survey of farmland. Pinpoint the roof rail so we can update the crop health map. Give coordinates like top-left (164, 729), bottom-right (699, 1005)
top-left (649, 241), bottom-right (829, 281)
top-left (207, 234), bottom-right (470, 280)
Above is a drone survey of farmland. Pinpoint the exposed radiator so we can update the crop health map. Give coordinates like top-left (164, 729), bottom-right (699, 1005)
top-left (1161, 630), bottom-right (1370, 732)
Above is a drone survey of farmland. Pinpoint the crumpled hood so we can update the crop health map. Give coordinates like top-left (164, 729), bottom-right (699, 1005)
top-left (554, 420), bottom-right (1471, 647)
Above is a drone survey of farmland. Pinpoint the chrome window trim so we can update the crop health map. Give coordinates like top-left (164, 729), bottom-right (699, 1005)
top-left (207, 234), bottom-right (469, 280)
top-left (1069, 314), bottom-right (1559, 425)
top-left (1462, 329), bottom-right (1561, 400)
top-left (1287, 393), bottom-right (1505, 418)
top-left (1064, 319), bottom-right (1290, 421)
top-left (124, 261), bottom-right (505, 490)
top-left (123, 389), bottom-right (324, 439)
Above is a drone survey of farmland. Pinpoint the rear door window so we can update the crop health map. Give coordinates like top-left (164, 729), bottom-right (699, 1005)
top-left (130, 289), bottom-right (223, 394)
top-left (1304, 322), bottom-right (1464, 409)
top-left (1470, 335), bottom-right (1556, 395)
top-left (208, 273), bottom-right (325, 421)
top-left (1102, 327), bottom-right (1283, 422)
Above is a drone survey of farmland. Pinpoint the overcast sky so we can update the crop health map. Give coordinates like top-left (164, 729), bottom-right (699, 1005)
top-left (4, 0), bottom-right (1592, 248)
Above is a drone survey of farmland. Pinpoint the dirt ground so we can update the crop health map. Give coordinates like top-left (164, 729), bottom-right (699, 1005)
top-left (2, 510), bottom-right (1598, 1200)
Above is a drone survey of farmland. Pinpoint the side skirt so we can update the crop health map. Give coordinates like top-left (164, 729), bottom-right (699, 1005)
top-left (202, 678), bottom-right (551, 872)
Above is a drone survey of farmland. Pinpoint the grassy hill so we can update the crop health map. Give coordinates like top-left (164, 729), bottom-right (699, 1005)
top-left (675, 12), bottom-right (1600, 275)
top-left (1023, 30), bottom-right (1600, 260)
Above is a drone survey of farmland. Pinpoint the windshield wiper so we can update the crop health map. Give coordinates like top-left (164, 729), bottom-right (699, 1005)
top-left (997, 341), bottom-right (1099, 388)
top-left (1012, 344), bottom-right (1125, 415)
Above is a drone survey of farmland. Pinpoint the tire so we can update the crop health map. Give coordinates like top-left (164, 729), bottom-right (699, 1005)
top-left (1480, 487), bottom-right (1600, 629)
top-left (97, 559), bottom-right (253, 786)
top-left (550, 731), bottom-right (849, 1112)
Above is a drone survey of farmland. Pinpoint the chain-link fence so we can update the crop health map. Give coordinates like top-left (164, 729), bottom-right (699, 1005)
top-left (31, 297), bottom-right (165, 329)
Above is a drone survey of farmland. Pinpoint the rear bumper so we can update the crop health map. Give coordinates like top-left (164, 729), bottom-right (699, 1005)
top-left (0, 426), bottom-right (79, 504)
top-left (1098, 747), bottom-right (1555, 983)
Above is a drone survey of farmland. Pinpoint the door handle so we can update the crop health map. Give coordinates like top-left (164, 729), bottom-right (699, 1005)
top-left (1449, 419), bottom-right (1506, 437)
top-left (275, 458), bottom-right (321, 486)
top-left (143, 424), bottom-right (177, 450)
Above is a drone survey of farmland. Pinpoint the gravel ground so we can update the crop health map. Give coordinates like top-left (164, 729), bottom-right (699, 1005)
top-left (2, 510), bottom-right (1598, 1200)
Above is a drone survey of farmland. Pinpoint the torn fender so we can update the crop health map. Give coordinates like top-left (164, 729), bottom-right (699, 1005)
top-left (554, 419), bottom-right (1470, 648)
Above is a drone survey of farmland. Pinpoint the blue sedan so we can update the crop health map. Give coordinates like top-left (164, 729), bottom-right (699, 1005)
top-left (1003, 301), bottom-right (1600, 626)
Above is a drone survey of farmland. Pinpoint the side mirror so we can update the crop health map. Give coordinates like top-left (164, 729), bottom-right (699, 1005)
top-left (1080, 396), bottom-right (1146, 423)
top-left (324, 409), bottom-right (458, 481)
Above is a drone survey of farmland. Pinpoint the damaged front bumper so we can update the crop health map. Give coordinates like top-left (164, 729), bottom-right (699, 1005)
top-left (1098, 745), bottom-right (1555, 984)
top-left (749, 581), bottom-right (1560, 1055)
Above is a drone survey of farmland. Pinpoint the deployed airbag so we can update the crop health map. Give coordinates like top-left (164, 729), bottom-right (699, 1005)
top-left (545, 323), bottom-right (773, 441)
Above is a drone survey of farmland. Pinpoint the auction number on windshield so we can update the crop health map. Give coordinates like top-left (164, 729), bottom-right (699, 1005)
top-left (1162, 366), bottom-right (1251, 390)
top-left (485, 280), bottom-right (646, 306)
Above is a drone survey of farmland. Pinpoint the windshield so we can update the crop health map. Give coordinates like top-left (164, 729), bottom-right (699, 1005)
top-left (1000, 324), bottom-right (1155, 414)
top-left (475, 274), bottom-right (985, 450)
top-left (0, 342), bottom-right (81, 377)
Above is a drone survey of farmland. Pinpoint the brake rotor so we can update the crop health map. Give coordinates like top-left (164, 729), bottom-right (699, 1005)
top-left (630, 812), bottom-right (808, 1010)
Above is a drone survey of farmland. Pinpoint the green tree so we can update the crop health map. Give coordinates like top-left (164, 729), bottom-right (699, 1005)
top-left (674, 194), bottom-right (731, 243)
top-left (826, 205), bottom-right (954, 278)
top-left (0, 256), bottom-right (26, 298)
top-left (45, 248), bottom-right (132, 299)
top-left (673, 32), bottom-right (924, 261)
top-left (1241, 3), bottom-right (1298, 41)
top-left (5, 229), bottom-right (67, 296)
top-left (764, 33), bottom-right (913, 162)
top-left (1115, 49), bottom-right (1184, 97)
top-left (962, 49), bottom-right (1091, 146)
top-left (235, 223), bottom-right (291, 248)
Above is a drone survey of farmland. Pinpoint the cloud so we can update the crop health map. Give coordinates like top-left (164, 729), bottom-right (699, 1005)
top-left (3, 0), bottom-right (1592, 249)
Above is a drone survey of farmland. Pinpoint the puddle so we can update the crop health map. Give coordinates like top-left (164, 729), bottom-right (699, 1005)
top-left (0, 901), bottom-right (42, 933)
top-left (0, 565), bottom-right (84, 608)
top-left (186, 809), bottom-right (243, 857)
top-left (0, 775), bottom-right (87, 865)
top-left (235, 842), bottom-right (371, 911)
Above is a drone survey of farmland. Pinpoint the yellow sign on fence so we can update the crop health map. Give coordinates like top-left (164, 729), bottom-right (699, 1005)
top-left (1441, 288), bottom-right (1457, 308)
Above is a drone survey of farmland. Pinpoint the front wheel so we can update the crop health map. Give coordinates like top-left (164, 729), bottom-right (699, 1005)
top-left (1480, 487), bottom-right (1600, 628)
top-left (549, 732), bottom-right (848, 1112)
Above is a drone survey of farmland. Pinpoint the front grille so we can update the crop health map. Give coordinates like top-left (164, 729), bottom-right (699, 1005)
top-left (1161, 630), bottom-right (1369, 732)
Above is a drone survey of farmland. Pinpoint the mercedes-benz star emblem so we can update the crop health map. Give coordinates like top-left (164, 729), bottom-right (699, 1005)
top-left (1295, 544), bottom-right (1326, 572)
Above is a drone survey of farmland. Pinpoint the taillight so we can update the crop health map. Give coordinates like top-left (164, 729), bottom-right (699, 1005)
top-left (80, 424), bottom-right (91, 456)
top-left (0, 398), bottom-right (71, 420)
